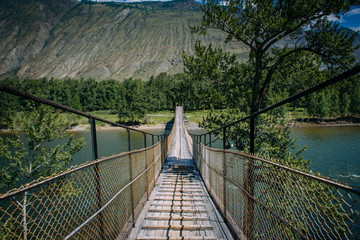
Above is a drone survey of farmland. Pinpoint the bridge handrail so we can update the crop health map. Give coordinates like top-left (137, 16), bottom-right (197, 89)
top-left (0, 146), bottom-right (157, 200)
top-left (0, 83), bottom-right (163, 136)
top-left (187, 64), bottom-right (360, 195)
top-left (201, 145), bottom-right (360, 196)
top-left (0, 108), bottom-right (176, 239)
top-left (185, 126), bottom-right (360, 239)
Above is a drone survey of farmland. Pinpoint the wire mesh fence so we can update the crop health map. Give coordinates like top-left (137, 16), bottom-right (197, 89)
top-left (0, 126), bottom-right (174, 240)
top-left (186, 131), bottom-right (359, 240)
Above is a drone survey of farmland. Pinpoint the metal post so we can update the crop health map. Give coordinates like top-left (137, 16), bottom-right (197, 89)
top-left (127, 129), bottom-right (131, 151)
top-left (90, 118), bottom-right (104, 240)
top-left (223, 151), bottom-right (227, 219)
top-left (250, 117), bottom-right (255, 154)
top-left (245, 117), bottom-right (255, 238)
top-left (199, 135), bottom-right (202, 144)
top-left (223, 128), bottom-right (226, 149)
top-left (152, 135), bottom-right (154, 145)
top-left (204, 134), bottom-right (207, 146)
top-left (144, 133), bottom-right (147, 148)
top-left (209, 133), bottom-right (212, 148)
top-left (90, 118), bottom-right (99, 161)
top-left (129, 154), bottom-right (135, 227)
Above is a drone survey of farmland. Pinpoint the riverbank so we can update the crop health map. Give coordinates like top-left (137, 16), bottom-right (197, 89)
top-left (1, 110), bottom-right (359, 133)
top-left (283, 117), bottom-right (360, 128)
top-left (67, 119), bottom-right (360, 132)
top-left (284, 122), bottom-right (360, 128)
top-left (2, 120), bottom-right (359, 134)
top-left (67, 120), bottom-right (203, 132)
top-left (67, 123), bottom-right (168, 132)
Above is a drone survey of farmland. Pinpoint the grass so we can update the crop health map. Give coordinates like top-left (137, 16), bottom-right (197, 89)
top-left (62, 110), bottom-right (176, 127)
top-left (145, 111), bottom-right (174, 125)
top-left (62, 107), bottom-right (355, 129)
top-left (183, 110), bottom-right (211, 124)
top-left (63, 111), bottom-right (119, 126)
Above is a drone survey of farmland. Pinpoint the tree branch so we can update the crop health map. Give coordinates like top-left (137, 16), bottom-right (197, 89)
top-left (208, 8), bottom-right (255, 50)
top-left (262, 13), bottom-right (328, 53)
top-left (260, 47), bottom-right (324, 96)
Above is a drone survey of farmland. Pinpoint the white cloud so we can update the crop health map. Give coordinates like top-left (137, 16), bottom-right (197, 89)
top-left (327, 14), bottom-right (345, 23)
top-left (350, 26), bottom-right (360, 32)
top-left (219, 1), bottom-right (229, 6)
top-left (347, 8), bottom-right (360, 16)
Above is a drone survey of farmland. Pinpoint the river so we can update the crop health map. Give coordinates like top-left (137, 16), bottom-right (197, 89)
top-left (290, 126), bottom-right (360, 187)
top-left (2, 126), bottom-right (358, 185)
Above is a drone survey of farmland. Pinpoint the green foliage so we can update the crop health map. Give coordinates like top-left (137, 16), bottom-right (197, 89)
top-left (118, 78), bottom-right (147, 123)
top-left (182, 41), bottom-right (243, 109)
top-left (200, 108), bottom-right (309, 168)
top-left (0, 104), bottom-right (85, 191)
top-left (189, 1), bottom-right (359, 237)
top-left (193, 0), bottom-right (359, 114)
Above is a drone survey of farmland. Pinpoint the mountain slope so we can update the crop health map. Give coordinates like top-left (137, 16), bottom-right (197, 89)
top-left (0, 0), bottom-right (248, 81)
top-left (2, 0), bottom-right (357, 81)
top-left (0, 0), bottom-right (78, 77)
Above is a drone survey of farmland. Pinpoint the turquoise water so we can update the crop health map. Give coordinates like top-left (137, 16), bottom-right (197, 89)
top-left (290, 126), bottom-right (360, 239)
top-left (1, 126), bottom-right (358, 187)
top-left (289, 126), bottom-right (360, 187)
top-left (68, 129), bottom-right (165, 166)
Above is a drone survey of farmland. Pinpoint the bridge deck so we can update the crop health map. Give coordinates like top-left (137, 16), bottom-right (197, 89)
top-left (128, 107), bottom-right (234, 240)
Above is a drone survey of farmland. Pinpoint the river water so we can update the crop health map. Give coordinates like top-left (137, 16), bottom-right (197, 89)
top-left (2, 126), bottom-right (358, 185)
top-left (290, 126), bottom-right (360, 187)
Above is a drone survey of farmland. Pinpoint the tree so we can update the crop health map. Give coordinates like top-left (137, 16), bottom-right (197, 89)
top-left (193, 0), bottom-right (359, 151)
top-left (118, 78), bottom-right (147, 123)
top-left (182, 41), bottom-right (243, 109)
top-left (0, 104), bottom-right (85, 239)
top-left (0, 104), bottom-right (85, 191)
top-left (189, 1), bottom-right (359, 237)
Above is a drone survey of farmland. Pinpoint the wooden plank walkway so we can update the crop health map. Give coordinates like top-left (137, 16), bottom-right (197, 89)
top-left (128, 107), bottom-right (234, 240)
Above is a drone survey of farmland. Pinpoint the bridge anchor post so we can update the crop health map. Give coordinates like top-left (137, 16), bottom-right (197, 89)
top-left (90, 118), bottom-right (105, 240)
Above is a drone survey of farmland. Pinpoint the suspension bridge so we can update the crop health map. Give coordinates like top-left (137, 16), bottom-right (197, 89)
top-left (1, 66), bottom-right (360, 240)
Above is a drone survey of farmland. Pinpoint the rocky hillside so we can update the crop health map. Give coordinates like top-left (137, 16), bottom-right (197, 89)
top-left (0, 0), bottom-right (248, 81)
top-left (1, 0), bottom-right (358, 81)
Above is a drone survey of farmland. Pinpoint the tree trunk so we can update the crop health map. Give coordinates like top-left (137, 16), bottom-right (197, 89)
top-left (244, 49), bottom-right (262, 239)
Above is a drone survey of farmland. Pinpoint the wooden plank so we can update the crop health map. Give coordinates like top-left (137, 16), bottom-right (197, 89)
top-left (153, 198), bottom-right (205, 201)
top-left (136, 237), bottom-right (217, 240)
top-left (128, 107), bottom-right (235, 240)
top-left (156, 193), bottom-right (205, 197)
top-left (161, 182), bottom-right (199, 184)
top-left (148, 208), bottom-right (207, 213)
top-left (142, 225), bottom-right (214, 230)
top-left (151, 203), bottom-right (205, 207)
top-left (161, 185), bottom-right (200, 187)
top-left (158, 189), bottom-right (203, 193)
top-left (145, 216), bottom-right (210, 221)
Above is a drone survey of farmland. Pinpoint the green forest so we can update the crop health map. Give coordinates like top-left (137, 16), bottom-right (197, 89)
top-left (1, 65), bottom-right (359, 128)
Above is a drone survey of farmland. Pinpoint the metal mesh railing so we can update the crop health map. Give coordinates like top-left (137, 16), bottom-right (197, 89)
top-left (0, 124), bottom-right (174, 239)
top-left (185, 130), bottom-right (359, 240)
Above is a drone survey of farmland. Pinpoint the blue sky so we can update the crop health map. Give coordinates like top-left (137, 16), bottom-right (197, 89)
top-left (88, 0), bottom-right (360, 31)
top-left (87, 0), bottom-right (202, 3)
top-left (328, 7), bottom-right (360, 32)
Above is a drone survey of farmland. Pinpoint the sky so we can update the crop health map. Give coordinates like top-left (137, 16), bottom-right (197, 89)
top-left (328, 7), bottom-right (360, 32)
top-left (87, 0), bottom-right (360, 32)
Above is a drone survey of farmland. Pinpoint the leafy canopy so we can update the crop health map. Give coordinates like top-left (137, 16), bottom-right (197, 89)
top-left (193, 0), bottom-right (359, 111)
top-left (0, 104), bottom-right (85, 191)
